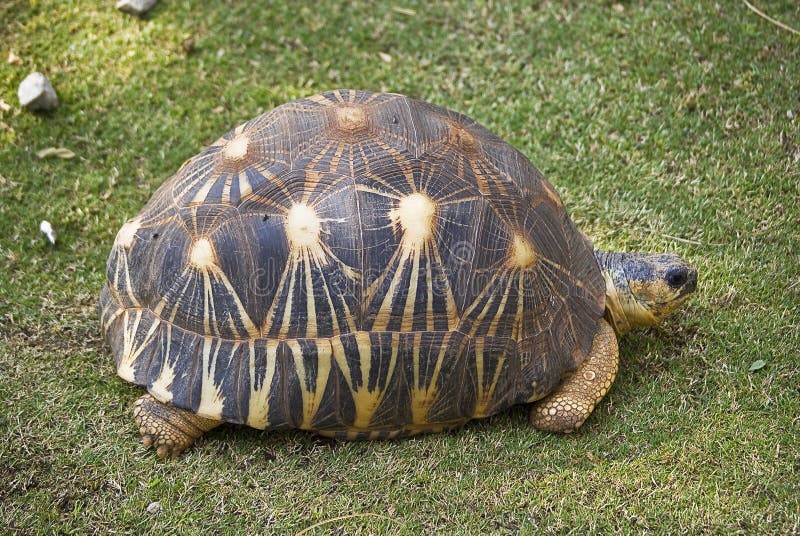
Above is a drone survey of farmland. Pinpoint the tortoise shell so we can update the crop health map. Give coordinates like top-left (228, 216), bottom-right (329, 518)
top-left (100, 89), bottom-right (605, 438)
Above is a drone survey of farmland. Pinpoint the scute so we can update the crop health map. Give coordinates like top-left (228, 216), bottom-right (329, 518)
top-left (101, 89), bottom-right (605, 432)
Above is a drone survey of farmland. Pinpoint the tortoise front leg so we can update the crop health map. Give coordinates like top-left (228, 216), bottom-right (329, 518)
top-left (133, 394), bottom-right (222, 458)
top-left (529, 318), bottom-right (619, 432)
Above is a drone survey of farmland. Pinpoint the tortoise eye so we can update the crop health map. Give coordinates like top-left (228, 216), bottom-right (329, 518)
top-left (665, 266), bottom-right (688, 289)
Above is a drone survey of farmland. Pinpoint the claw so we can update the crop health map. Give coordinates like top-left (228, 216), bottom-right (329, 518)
top-left (132, 394), bottom-right (221, 458)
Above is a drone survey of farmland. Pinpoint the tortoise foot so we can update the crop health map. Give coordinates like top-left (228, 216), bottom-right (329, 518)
top-left (133, 394), bottom-right (221, 458)
top-left (529, 319), bottom-right (619, 433)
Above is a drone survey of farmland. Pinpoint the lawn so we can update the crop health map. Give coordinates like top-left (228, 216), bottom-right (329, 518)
top-left (1, 0), bottom-right (799, 533)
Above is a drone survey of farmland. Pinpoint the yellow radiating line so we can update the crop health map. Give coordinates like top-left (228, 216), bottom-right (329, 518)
top-left (288, 339), bottom-right (331, 429)
top-left (221, 173), bottom-right (234, 204)
top-left (474, 338), bottom-right (505, 418)
top-left (329, 139), bottom-right (346, 173)
top-left (277, 258), bottom-right (299, 339)
top-left (171, 159), bottom-right (215, 201)
top-left (438, 195), bottom-right (482, 207)
top-left (468, 295), bottom-right (494, 337)
top-left (301, 170), bottom-right (329, 206)
top-left (374, 139), bottom-right (414, 186)
top-left (100, 300), bottom-right (124, 336)
top-left (331, 337), bottom-right (353, 392)
top-left (410, 336), bottom-right (428, 424)
top-left (358, 335), bottom-right (397, 428)
top-left (469, 160), bottom-right (493, 197)
top-left (364, 166), bottom-right (406, 194)
top-left (461, 269), bottom-right (509, 337)
top-left (353, 332), bottom-right (375, 428)
top-left (112, 249), bottom-right (141, 308)
top-left (411, 334), bottom-right (448, 425)
top-left (427, 237), bottom-right (460, 330)
top-left (427, 337), bottom-right (448, 393)
top-left (122, 250), bottom-right (142, 307)
top-left (540, 255), bottom-right (592, 294)
top-left (475, 338), bottom-right (485, 406)
top-left (307, 93), bottom-right (331, 105)
top-left (371, 246), bottom-right (412, 331)
top-left (535, 258), bottom-right (561, 298)
top-left (400, 246), bottom-right (422, 331)
top-left (305, 139), bottom-right (335, 174)
top-left (354, 183), bottom-right (402, 200)
top-left (425, 243), bottom-right (435, 331)
top-left (247, 340), bottom-right (279, 429)
top-left (118, 310), bottom-right (160, 381)
top-left (316, 256), bottom-right (350, 336)
top-left (226, 307), bottom-right (238, 337)
top-left (477, 157), bottom-right (511, 197)
top-left (303, 249), bottom-right (318, 338)
top-left (238, 171), bottom-right (253, 199)
top-left (364, 239), bottom-right (402, 307)
top-left (198, 337), bottom-right (226, 419)
top-left (152, 266), bottom-right (192, 321)
top-left (348, 142), bottom-right (356, 178)
top-left (254, 161), bottom-right (293, 200)
top-left (460, 267), bottom-right (501, 322)
top-left (486, 270), bottom-right (514, 337)
top-left (512, 270), bottom-right (526, 341)
top-left (332, 332), bottom-right (397, 429)
top-left (261, 249), bottom-right (294, 335)
top-left (150, 323), bottom-right (176, 403)
top-left (119, 309), bottom-right (142, 374)
top-left (357, 141), bottom-right (376, 177)
top-left (208, 265), bottom-right (260, 338)
top-left (202, 268), bottom-right (213, 336)
top-left (189, 170), bottom-right (217, 205)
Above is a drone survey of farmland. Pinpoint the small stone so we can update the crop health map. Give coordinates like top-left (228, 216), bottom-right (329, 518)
top-left (145, 501), bottom-right (162, 515)
top-left (116, 0), bottom-right (157, 15)
top-left (181, 36), bottom-right (196, 54)
top-left (36, 147), bottom-right (76, 159)
top-left (7, 51), bottom-right (23, 65)
top-left (17, 73), bottom-right (59, 111)
top-left (40, 220), bottom-right (56, 245)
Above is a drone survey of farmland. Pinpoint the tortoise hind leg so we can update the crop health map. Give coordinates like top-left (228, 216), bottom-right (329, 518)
top-left (133, 394), bottom-right (222, 458)
top-left (529, 319), bottom-right (619, 433)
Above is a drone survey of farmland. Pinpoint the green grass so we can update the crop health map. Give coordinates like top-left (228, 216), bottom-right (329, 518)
top-left (2, 0), bottom-right (799, 533)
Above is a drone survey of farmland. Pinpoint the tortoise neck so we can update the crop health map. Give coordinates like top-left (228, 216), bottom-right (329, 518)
top-left (594, 250), bottom-right (635, 335)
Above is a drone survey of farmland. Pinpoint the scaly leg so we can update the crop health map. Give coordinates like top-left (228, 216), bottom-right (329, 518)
top-left (529, 318), bottom-right (619, 432)
top-left (133, 394), bottom-right (222, 458)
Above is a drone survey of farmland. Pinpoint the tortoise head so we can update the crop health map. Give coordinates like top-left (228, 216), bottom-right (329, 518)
top-left (595, 251), bottom-right (697, 335)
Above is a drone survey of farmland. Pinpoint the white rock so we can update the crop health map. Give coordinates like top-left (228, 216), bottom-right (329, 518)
top-left (17, 73), bottom-right (59, 111)
top-left (116, 0), bottom-right (157, 15)
top-left (40, 220), bottom-right (57, 245)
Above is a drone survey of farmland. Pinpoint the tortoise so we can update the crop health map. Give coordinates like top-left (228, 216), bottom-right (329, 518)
top-left (99, 89), bottom-right (697, 458)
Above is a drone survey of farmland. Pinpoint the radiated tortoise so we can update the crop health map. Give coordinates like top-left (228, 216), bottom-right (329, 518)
top-left (99, 89), bottom-right (698, 458)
